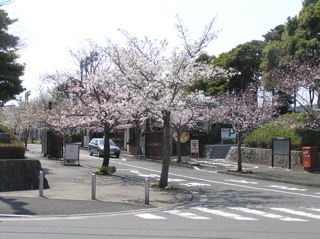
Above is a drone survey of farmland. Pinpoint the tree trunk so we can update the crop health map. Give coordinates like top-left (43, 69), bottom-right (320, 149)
top-left (102, 123), bottom-right (110, 167)
top-left (24, 128), bottom-right (29, 148)
top-left (176, 132), bottom-right (182, 163)
top-left (237, 132), bottom-right (243, 172)
top-left (158, 110), bottom-right (171, 188)
top-left (136, 125), bottom-right (141, 156)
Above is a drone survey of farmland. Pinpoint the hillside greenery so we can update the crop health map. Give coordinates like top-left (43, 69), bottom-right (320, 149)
top-left (244, 113), bottom-right (320, 151)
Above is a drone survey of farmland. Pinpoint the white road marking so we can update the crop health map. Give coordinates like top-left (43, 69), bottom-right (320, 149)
top-left (228, 207), bottom-right (307, 222)
top-left (193, 207), bottom-right (257, 221)
top-left (0, 214), bottom-right (34, 217)
top-left (305, 208), bottom-right (320, 212)
top-left (130, 170), bottom-right (185, 182)
top-left (267, 185), bottom-right (308, 191)
top-left (135, 213), bottom-right (166, 219)
top-left (270, 208), bottom-right (320, 219)
top-left (116, 162), bottom-right (320, 199)
top-left (165, 210), bottom-right (210, 219)
top-left (168, 178), bottom-right (186, 182)
top-left (225, 179), bottom-right (258, 184)
top-left (179, 182), bottom-right (211, 187)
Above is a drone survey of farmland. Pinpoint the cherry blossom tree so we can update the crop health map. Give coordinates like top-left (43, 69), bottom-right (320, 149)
top-left (171, 92), bottom-right (210, 162)
top-left (0, 99), bottom-right (41, 148)
top-left (269, 58), bottom-right (320, 111)
top-left (107, 16), bottom-right (230, 187)
top-left (40, 43), bottom-right (129, 169)
top-left (37, 72), bottom-right (80, 143)
top-left (269, 57), bottom-right (320, 129)
top-left (61, 72), bottom-right (129, 168)
top-left (214, 86), bottom-right (278, 171)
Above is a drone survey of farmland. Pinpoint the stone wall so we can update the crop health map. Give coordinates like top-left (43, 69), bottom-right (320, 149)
top-left (225, 146), bottom-right (304, 169)
top-left (206, 144), bottom-right (236, 159)
top-left (0, 159), bottom-right (49, 191)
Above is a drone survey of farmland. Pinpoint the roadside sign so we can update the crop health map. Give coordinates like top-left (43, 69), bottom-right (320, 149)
top-left (64, 144), bottom-right (80, 166)
top-left (272, 137), bottom-right (291, 169)
top-left (190, 139), bottom-right (199, 153)
top-left (221, 128), bottom-right (236, 140)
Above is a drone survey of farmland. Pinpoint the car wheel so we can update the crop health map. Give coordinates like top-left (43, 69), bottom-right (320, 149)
top-left (116, 154), bottom-right (120, 158)
top-left (97, 150), bottom-right (101, 157)
top-left (89, 149), bottom-right (93, 156)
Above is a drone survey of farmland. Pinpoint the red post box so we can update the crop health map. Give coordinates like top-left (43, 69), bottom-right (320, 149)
top-left (302, 147), bottom-right (319, 173)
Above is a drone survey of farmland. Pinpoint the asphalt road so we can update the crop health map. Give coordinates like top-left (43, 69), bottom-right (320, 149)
top-left (1, 146), bottom-right (320, 238)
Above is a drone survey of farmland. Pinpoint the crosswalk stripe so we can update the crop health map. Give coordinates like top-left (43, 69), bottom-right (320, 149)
top-left (135, 213), bottom-right (166, 219)
top-left (305, 208), bottom-right (320, 212)
top-left (270, 208), bottom-right (320, 219)
top-left (165, 210), bottom-right (210, 220)
top-left (193, 207), bottom-right (257, 221)
top-left (229, 207), bottom-right (308, 222)
top-left (135, 207), bottom-right (320, 221)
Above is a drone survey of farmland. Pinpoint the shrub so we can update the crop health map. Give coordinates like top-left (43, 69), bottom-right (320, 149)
top-left (0, 143), bottom-right (25, 159)
top-left (0, 124), bottom-right (25, 159)
top-left (244, 114), bottom-right (320, 151)
top-left (100, 165), bottom-right (116, 174)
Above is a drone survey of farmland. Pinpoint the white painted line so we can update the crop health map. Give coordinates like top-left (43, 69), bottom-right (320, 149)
top-left (267, 185), bottom-right (308, 191)
top-left (193, 207), bottom-right (257, 221)
top-left (165, 210), bottom-right (210, 219)
top-left (228, 207), bottom-right (307, 222)
top-left (0, 214), bottom-right (34, 217)
top-left (179, 182), bottom-right (211, 187)
top-left (270, 208), bottom-right (320, 219)
top-left (225, 179), bottom-right (258, 184)
top-left (168, 178), bottom-right (186, 182)
top-left (135, 213), bottom-right (166, 219)
top-left (116, 162), bottom-right (320, 199)
top-left (305, 208), bottom-right (320, 212)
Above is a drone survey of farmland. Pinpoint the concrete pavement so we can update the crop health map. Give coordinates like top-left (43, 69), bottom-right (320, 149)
top-left (0, 147), bottom-right (192, 216)
top-left (1, 144), bottom-right (320, 217)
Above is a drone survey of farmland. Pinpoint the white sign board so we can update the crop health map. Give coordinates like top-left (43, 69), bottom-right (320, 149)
top-left (221, 128), bottom-right (236, 140)
top-left (83, 136), bottom-right (90, 147)
top-left (64, 144), bottom-right (80, 165)
top-left (190, 140), bottom-right (199, 153)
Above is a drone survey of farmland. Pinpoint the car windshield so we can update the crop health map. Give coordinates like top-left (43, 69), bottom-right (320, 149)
top-left (109, 139), bottom-right (116, 146)
top-left (97, 139), bottom-right (116, 146)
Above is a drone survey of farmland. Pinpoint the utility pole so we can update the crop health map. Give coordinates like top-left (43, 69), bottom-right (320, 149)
top-left (25, 90), bottom-right (31, 102)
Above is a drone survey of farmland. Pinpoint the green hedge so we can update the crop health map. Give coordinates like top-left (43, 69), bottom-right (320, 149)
top-left (244, 116), bottom-right (320, 151)
top-left (0, 124), bottom-right (25, 159)
top-left (0, 143), bottom-right (25, 159)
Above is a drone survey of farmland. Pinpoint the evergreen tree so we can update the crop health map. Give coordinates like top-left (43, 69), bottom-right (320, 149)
top-left (0, 9), bottom-right (24, 107)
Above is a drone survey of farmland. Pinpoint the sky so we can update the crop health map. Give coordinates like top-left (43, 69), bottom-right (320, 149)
top-left (2, 0), bottom-right (303, 100)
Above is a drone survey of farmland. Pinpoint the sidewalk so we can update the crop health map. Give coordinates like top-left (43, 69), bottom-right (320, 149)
top-left (1, 148), bottom-right (320, 217)
top-left (0, 150), bottom-right (192, 216)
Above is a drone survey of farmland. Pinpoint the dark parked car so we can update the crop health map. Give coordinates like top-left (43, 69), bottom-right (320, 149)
top-left (88, 138), bottom-right (120, 158)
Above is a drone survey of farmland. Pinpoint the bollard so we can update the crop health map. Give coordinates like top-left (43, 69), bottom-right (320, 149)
top-left (92, 174), bottom-right (96, 200)
top-left (39, 171), bottom-right (44, 197)
top-left (145, 178), bottom-right (149, 205)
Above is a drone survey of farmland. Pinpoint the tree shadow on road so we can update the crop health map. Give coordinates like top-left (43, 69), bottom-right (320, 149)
top-left (0, 196), bottom-right (35, 215)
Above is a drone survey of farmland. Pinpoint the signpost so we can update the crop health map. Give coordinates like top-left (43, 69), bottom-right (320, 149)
top-left (190, 139), bottom-right (199, 158)
top-left (272, 137), bottom-right (291, 169)
top-left (221, 128), bottom-right (236, 144)
top-left (64, 144), bottom-right (80, 166)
